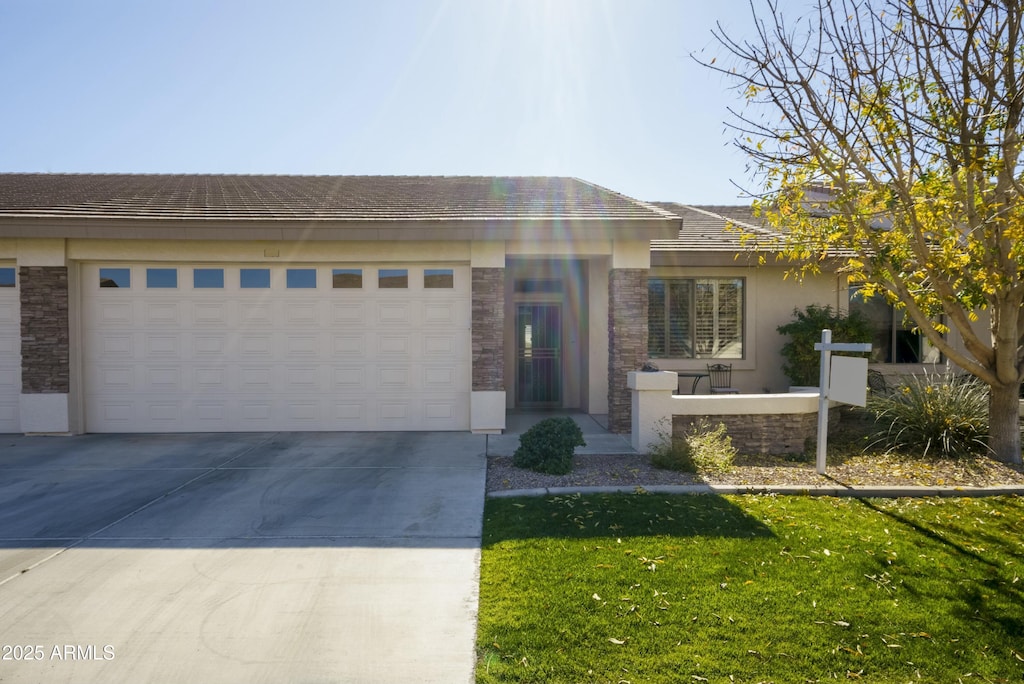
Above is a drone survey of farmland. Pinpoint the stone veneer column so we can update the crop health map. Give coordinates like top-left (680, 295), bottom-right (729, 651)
top-left (470, 265), bottom-right (506, 433)
top-left (20, 266), bottom-right (70, 394)
top-left (472, 267), bottom-right (505, 391)
top-left (607, 268), bottom-right (648, 433)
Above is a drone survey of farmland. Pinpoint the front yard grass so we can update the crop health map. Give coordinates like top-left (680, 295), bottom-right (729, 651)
top-left (476, 493), bottom-right (1024, 683)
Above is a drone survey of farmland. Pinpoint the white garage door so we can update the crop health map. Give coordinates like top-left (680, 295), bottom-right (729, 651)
top-left (82, 263), bottom-right (471, 432)
top-left (0, 267), bottom-right (20, 433)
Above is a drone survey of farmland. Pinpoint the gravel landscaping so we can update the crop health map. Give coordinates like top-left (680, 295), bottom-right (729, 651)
top-left (486, 451), bottom-right (1024, 492)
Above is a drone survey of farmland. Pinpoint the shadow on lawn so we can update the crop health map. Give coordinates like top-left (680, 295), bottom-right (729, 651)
top-left (856, 497), bottom-right (1024, 641)
top-left (483, 492), bottom-right (775, 545)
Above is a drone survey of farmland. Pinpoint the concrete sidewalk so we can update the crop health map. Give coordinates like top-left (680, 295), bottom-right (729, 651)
top-left (0, 432), bottom-right (486, 684)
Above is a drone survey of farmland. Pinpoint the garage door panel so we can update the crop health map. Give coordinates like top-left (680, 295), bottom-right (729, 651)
top-left (239, 301), bottom-right (274, 325)
top-left (284, 334), bottom-right (320, 356)
top-left (193, 334), bottom-right (229, 358)
top-left (376, 302), bottom-right (413, 326)
top-left (194, 367), bottom-right (228, 391)
top-left (98, 334), bottom-right (134, 357)
top-left (83, 263), bottom-right (470, 432)
top-left (377, 334), bottom-right (412, 356)
top-left (333, 366), bottom-right (367, 390)
top-left (93, 365), bottom-right (137, 391)
top-left (286, 302), bottom-right (320, 324)
top-left (331, 301), bottom-right (366, 324)
top-left (284, 366), bottom-right (323, 390)
top-left (145, 335), bottom-right (180, 358)
top-left (239, 335), bottom-right (273, 357)
top-left (377, 366), bottom-right (411, 391)
top-left (145, 302), bottom-right (182, 325)
top-left (94, 300), bottom-right (134, 325)
top-left (192, 301), bottom-right (229, 325)
top-left (332, 334), bottom-right (365, 356)
top-left (146, 367), bottom-right (182, 391)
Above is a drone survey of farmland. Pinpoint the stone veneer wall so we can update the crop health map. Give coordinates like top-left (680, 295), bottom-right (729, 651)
top-left (20, 266), bottom-right (70, 394)
top-left (472, 267), bottom-right (505, 391)
top-left (673, 410), bottom-right (840, 456)
top-left (608, 268), bottom-right (648, 433)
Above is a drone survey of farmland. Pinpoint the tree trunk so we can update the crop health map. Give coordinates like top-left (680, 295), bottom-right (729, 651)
top-left (988, 382), bottom-right (1023, 465)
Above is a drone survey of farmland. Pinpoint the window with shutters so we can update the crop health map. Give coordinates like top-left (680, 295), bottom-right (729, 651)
top-left (648, 277), bottom-right (744, 359)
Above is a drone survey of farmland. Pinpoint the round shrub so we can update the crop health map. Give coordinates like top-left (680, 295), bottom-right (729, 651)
top-left (513, 417), bottom-right (586, 475)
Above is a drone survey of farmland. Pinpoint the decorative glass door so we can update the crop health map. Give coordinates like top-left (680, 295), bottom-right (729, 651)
top-left (515, 303), bottom-right (562, 406)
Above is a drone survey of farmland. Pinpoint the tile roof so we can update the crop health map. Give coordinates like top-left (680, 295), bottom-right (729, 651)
top-left (0, 173), bottom-right (676, 222)
top-left (649, 203), bottom-right (782, 252)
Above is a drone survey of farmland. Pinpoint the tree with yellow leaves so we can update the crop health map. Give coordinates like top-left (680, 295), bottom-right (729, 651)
top-left (704, 0), bottom-right (1024, 464)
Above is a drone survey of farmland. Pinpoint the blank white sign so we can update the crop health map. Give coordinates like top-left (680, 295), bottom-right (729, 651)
top-left (829, 355), bottom-right (868, 407)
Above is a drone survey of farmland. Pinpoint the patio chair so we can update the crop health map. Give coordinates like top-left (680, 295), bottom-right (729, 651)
top-left (707, 363), bottom-right (740, 394)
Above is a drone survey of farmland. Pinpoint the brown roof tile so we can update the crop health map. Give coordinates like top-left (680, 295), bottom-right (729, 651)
top-left (649, 203), bottom-right (781, 252)
top-left (0, 173), bottom-right (677, 222)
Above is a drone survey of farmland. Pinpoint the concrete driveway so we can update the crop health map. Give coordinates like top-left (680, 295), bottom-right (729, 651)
top-left (0, 432), bottom-right (486, 683)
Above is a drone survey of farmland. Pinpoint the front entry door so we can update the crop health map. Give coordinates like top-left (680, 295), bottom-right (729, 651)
top-left (516, 303), bottom-right (562, 406)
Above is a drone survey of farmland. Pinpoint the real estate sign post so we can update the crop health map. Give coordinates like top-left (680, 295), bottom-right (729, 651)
top-left (814, 330), bottom-right (872, 475)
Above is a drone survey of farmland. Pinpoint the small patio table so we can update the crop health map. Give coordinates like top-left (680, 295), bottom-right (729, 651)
top-left (676, 371), bottom-right (710, 394)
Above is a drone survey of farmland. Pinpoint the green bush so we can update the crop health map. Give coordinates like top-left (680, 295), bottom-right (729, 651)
top-left (650, 420), bottom-right (735, 474)
top-left (868, 371), bottom-right (989, 458)
top-left (649, 424), bottom-right (696, 472)
top-left (689, 421), bottom-right (737, 474)
top-left (777, 304), bottom-right (873, 386)
top-left (513, 417), bottom-right (586, 475)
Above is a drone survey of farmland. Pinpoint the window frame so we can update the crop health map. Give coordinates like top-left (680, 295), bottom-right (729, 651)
top-left (647, 276), bottom-right (746, 360)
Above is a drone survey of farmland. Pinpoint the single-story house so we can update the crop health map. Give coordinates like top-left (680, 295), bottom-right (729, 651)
top-left (0, 174), bottom-right (971, 437)
top-left (0, 173), bottom-right (680, 435)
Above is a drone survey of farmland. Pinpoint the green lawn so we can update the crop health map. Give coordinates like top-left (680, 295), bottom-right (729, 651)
top-left (476, 493), bottom-right (1024, 683)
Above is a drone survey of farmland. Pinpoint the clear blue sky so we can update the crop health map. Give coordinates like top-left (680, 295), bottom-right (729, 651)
top-left (0, 0), bottom-right (805, 205)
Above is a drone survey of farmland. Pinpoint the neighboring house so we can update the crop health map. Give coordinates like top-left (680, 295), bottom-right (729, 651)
top-left (652, 203), bottom-right (970, 393)
top-left (0, 173), bottom-right (679, 435)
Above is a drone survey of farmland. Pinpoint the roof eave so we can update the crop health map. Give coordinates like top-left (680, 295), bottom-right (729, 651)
top-left (0, 216), bottom-right (681, 242)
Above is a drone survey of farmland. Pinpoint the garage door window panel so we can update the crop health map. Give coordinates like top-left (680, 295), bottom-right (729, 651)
top-left (287, 269), bottom-right (317, 288)
top-left (100, 268), bottom-right (131, 288)
top-left (194, 268), bottom-right (225, 289)
top-left (147, 268), bottom-right (178, 289)
top-left (241, 268), bottom-right (271, 288)
top-left (424, 269), bottom-right (454, 288)
top-left (379, 269), bottom-right (408, 289)
top-left (333, 269), bottom-right (362, 289)
top-left (0, 268), bottom-right (15, 288)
